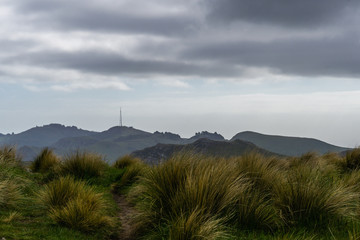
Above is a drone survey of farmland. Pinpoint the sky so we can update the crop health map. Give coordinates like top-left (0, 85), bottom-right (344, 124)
top-left (1, 0), bottom-right (360, 147)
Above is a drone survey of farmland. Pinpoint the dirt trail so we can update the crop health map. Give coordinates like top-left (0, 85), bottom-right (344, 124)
top-left (113, 193), bottom-right (137, 240)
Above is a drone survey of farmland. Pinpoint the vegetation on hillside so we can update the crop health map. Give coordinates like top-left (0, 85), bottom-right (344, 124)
top-left (2, 144), bottom-right (360, 239)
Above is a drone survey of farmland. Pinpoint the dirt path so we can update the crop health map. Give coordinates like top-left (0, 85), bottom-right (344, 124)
top-left (113, 193), bottom-right (137, 240)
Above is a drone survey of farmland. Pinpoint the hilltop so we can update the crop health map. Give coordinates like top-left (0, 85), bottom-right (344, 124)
top-left (231, 131), bottom-right (349, 156)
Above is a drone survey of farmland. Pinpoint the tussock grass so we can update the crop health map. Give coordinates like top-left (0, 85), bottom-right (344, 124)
top-left (38, 176), bottom-right (115, 232)
top-left (0, 146), bottom-right (22, 167)
top-left (61, 151), bottom-right (107, 179)
top-left (0, 179), bottom-right (23, 208)
top-left (113, 155), bottom-right (142, 169)
top-left (167, 210), bottom-right (229, 240)
top-left (31, 147), bottom-right (60, 174)
top-left (233, 152), bottom-right (284, 194)
top-left (0, 147), bottom-right (26, 209)
top-left (112, 162), bottom-right (147, 192)
top-left (274, 165), bottom-right (358, 227)
top-left (134, 153), bottom-right (265, 238)
top-left (343, 148), bottom-right (360, 171)
top-left (1, 211), bottom-right (22, 223)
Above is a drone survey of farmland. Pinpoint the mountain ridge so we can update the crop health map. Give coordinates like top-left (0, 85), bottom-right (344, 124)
top-left (231, 131), bottom-right (349, 156)
top-left (0, 124), bottom-right (351, 162)
top-left (132, 138), bottom-right (279, 165)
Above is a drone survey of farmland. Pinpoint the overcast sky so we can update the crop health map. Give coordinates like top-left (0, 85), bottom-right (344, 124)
top-left (1, 0), bottom-right (360, 147)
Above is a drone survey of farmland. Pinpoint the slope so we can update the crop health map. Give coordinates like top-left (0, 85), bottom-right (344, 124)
top-left (231, 131), bottom-right (349, 156)
top-left (131, 138), bottom-right (278, 164)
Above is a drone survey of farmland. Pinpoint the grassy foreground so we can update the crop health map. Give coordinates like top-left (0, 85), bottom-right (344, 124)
top-left (2, 146), bottom-right (360, 239)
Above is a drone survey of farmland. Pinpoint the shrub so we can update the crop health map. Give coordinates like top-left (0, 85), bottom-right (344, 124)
top-left (61, 151), bottom-right (107, 179)
top-left (31, 147), bottom-right (60, 174)
top-left (113, 155), bottom-right (141, 169)
top-left (38, 176), bottom-right (114, 232)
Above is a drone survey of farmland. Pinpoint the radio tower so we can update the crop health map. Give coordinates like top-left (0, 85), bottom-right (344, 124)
top-left (119, 107), bottom-right (123, 127)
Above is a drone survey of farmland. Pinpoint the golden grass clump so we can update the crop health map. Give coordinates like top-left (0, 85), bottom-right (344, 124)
top-left (133, 152), bottom-right (284, 238)
top-left (0, 146), bottom-right (22, 167)
top-left (61, 151), bottom-right (107, 179)
top-left (112, 162), bottom-right (147, 192)
top-left (0, 179), bottom-right (23, 208)
top-left (233, 152), bottom-right (284, 194)
top-left (343, 148), bottom-right (360, 171)
top-left (274, 165), bottom-right (358, 226)
top-left (31, 147), bottom-right (61, 174)
top-left (113, 155), bottom-right (142, 169)
top-left (167, 210), bottom-right (228, 240)
top-left (38, 176), bottom-right (114, 232)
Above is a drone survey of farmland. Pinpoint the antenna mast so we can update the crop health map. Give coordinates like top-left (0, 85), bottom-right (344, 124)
top-left (120, 107), bottom-right (123, 127)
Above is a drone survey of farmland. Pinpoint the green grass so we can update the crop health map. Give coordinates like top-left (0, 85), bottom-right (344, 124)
top-left (0, 146), bottom-right (119, 240)
top-left (2, 145), bottom-right (360, 239)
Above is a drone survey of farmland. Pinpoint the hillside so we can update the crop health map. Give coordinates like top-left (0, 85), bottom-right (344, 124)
top-left (50, 126), bottom-right (187, 162)
top-left (132, 138), bottom-right (277, 164)
top-left (0, 124), bottom-right (96, 148)
top-left (231, 131), bottom-right (349, 156)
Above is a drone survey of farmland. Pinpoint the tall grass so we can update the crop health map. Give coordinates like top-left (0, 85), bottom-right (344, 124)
top-left (112, 162), bottom-right (147, 192)
top-left (113, 155), bottom-right (141, 169)
top-left (133, 152), bottom-right (283, 238)
top-left (0, 179), bottom-right (23, 208)
top-left (38, 176), bottom-right (114, 232)
top-left (0, 146), bottom-right (21, 167)
top-left (274, 165), bottom-right (358, 227)
top-left (61, 151), bottom-right (107, 179)
top-left (167, 210), bottom-right (229, 240)
top-left (0, 146), bottom-right (25, 208)
top-left (343, 148), bottom-right (360, 171)
top-left (31, 147), bottom-right (60, 174)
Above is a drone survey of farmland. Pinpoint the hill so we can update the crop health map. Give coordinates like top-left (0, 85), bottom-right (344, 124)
top-left (50, 126), bottom-right (186, 162)
top-left (0, 124), bottom-right (96, 148)
top-left (131, 138), bottom-right (277, 164)
top-left (186, 131), bottom-right (225, 143)
top-left (231, 131), bottom-right (349, 156)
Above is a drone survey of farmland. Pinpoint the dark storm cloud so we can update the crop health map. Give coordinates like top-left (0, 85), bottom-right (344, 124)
top-left (206, 0), bottom-right (358, 27)
top-left (12, 0), bottom-right (197, 36)
top-left (4, 0), bottom-right (360, 80)
top-left (4, 50), bottom-right (241, 78)
top-left (182, 34), bottom-right (360, 77)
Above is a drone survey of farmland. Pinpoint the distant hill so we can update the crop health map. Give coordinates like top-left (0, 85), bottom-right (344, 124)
top-left (0, 124), bottom-right (96, 148)
top-left (50, 126), bottom-right (187, 162)
top-left (186, 131), bottom-right (225, 143)
top-left (231, 131), bottom-right (349, 156)
top-left (1, 124), bottom-right (352, 162)
top-left (132, 138), bottom-right (277, 165)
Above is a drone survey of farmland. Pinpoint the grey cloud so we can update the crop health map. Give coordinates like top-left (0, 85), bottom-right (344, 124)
top-left (4, 50), bottom-right (242, 78)
top-left (206, 0), bottom-right (358, 27)
top-left (182, 35), bottom-right (360, 77)
top-left (12, 0), bottom-right (198, 36)
top-left (0, 39), bottom-right (35, 53)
